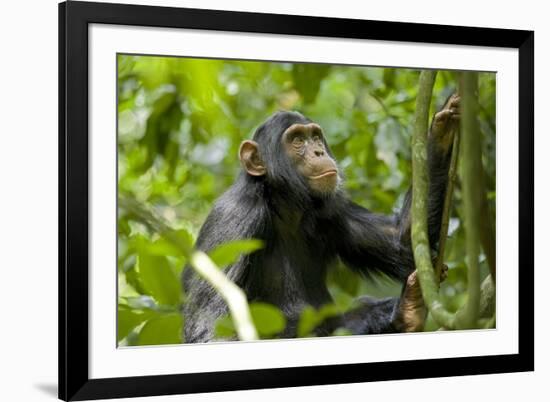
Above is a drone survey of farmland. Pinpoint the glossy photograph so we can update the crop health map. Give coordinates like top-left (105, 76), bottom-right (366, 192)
top-left (116, 54), bottom-right (496, 346)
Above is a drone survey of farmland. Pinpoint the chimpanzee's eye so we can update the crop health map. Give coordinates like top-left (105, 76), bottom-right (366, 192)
top-left (292, 136), bottom-right (304, 146)
top-left (312, 135), bottom-right (321, 143)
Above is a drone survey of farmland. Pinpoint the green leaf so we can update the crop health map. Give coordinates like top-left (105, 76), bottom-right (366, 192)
top-left (208, 239), bottom-right (264, 268)
top-left (249, 303), bottom-right (286, 337)
top-left (332, 291), bottom-right (354, 311)
top-left (166, 228), bottom-right (195, 257)
top-left (292, 63), bottom-right (330, 103)
top-left (129, 229), bottom-right (193, 258)
top-left (123, 264), bottom-right (147, 297)
top-left (137, 252), bottom-right (181, 306)
top-left (214, 315), bottom-right (236, 339)
top-left (137, 313), bottom-right (182, 346)
top-left (118, 306), bottom-right (155, 342)
top-left (214, 304), bottom-right (285, 340)
top-left (123, 295), bottom-right (158, 310)
top-left (332, 327), bottom-right (353, 336)
top-left (297, 304), bottom-right (341, 338)
top-left (297, 306), bottom-right (318, 338)
top-left (147, 238), bottom-right (183, 257)
top-left (326, 264), bottom-right (361, 297)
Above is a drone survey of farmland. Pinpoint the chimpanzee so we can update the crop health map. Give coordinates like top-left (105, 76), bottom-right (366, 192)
top-left (182, 94), bottom-right (460, 343)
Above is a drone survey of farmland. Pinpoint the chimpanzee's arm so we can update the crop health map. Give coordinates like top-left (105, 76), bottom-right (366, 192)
top-left (318, 268), bottom-right (444, 335)
top-left (336, 94), bottom-right (460, 282)
top-left (317, 296), bottom-right (402, 335)
top-left (338, 271), bottom-right (430, 334)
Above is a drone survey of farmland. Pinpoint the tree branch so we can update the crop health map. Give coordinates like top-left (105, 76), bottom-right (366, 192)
top-left (454, 72), bottom-right (481, 328)
top-left (411, 70), bottom-right (457, 329)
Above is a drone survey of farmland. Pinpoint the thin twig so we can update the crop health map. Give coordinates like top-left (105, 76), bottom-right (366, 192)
top-left (434, 125), bottom-right (461, 284)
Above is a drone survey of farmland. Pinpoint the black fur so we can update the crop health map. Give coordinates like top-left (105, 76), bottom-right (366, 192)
top-left (183, 110), bottom-right (451, 343)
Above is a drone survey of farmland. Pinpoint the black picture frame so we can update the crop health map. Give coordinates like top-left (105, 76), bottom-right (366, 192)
top-left (59, 1), bottom-right (534, 400)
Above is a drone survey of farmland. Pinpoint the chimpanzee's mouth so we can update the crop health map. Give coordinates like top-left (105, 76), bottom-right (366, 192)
top-left (309, 170), bottom-right (338, 180)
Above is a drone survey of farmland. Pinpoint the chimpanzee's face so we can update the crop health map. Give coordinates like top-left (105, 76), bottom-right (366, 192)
top-left (281, 123), bottom-right (339, 195)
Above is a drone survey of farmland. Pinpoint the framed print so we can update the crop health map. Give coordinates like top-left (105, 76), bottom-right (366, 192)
top-left (59, 1), bottom-right (534, 400)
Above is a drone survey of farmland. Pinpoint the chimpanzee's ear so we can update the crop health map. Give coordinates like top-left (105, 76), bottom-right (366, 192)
top-left (239, 140), bottom-right (267, 176)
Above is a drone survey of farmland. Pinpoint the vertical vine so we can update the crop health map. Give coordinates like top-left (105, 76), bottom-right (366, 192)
top-left (454, 72), bottom-right (481, 328)
top-left (410, 70), bottom-right (456, 329)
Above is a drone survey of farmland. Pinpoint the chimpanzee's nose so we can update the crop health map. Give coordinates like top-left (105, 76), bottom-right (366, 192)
top-left (314, 149), bottom-right (324, 157)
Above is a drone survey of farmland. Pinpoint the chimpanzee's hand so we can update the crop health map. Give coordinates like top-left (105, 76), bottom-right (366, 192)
top-left (429, 93), bottom-right (461, 153)
top-left (396, 265), bottom-right (448, 332)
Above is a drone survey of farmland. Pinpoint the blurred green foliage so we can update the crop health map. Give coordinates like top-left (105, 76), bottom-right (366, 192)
top-left (117, 54), bottom-right (496, 345)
